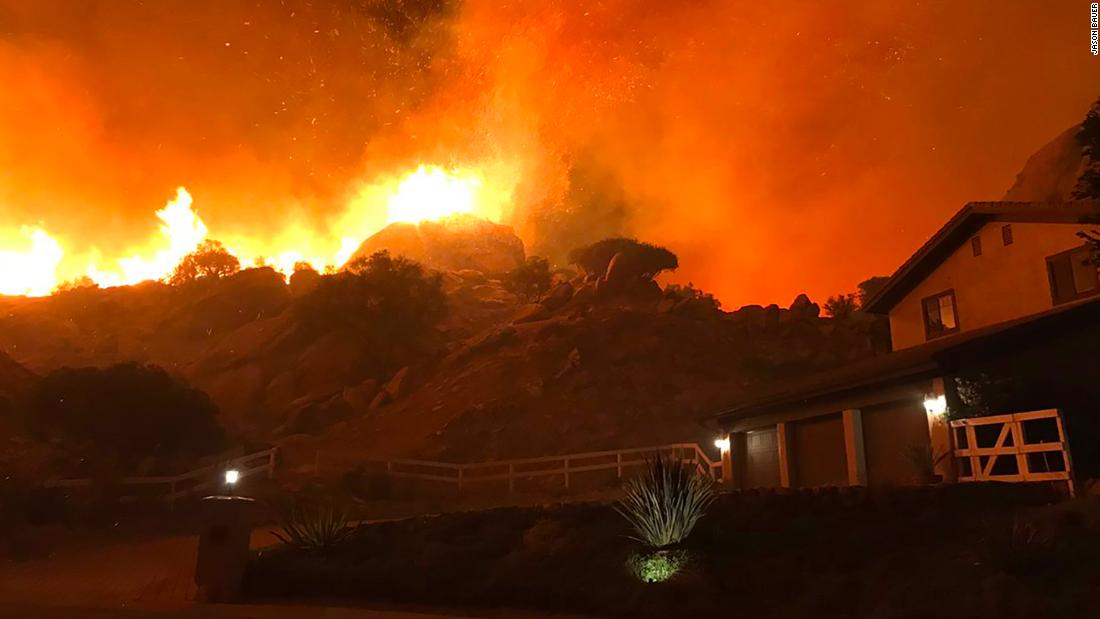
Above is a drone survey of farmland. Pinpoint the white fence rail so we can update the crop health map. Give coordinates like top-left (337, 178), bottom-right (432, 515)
top-left (340, 443), bottom-right (722, 493)
top-left (43, 448), bottom-right (278, 503)
top-left (951, 409), bottom-right (1073, 493)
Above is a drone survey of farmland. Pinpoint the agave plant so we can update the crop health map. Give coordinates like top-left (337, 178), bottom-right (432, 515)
top-left (272, 499), bottom-right (355, 550)
top-left (615, 454), bottom-right (716, 549)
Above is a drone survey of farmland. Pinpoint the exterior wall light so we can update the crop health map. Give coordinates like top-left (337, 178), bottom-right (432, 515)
top-left (714, 436), bottom-right (731, 452)
top-left (923, 394), bottom-right (947, 417)
top-left (224, 469), bottom-right (240, 485)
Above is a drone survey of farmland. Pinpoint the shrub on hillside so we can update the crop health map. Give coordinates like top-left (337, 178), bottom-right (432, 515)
top-left (824, 293), bottom-right (858, 319)
top-left (569, 238), bottom-right (678, 279)
top-left (505, 256), bottom-right (553, 299)
top-left (663, 283), bottom-right (721, 311)
top-left (296, 250), bottom-right (446, 352)
top-left (27, 363), bottom-right (225, 473)
top-left (169, 239), bottom-right (241, 285)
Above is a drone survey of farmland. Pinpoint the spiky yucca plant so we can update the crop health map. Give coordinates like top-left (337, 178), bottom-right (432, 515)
top-left (615, 454), bottom-right (716, 549)
top-left (272, 499), bottom-right (354, 550)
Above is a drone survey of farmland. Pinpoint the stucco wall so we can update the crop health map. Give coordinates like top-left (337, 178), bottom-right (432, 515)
top-left (889, 222), bottom-right (1095, 350)
top-left (792, 413), bottom-right (847, 488)
top-left (863, 398), bottom-right (933, 486)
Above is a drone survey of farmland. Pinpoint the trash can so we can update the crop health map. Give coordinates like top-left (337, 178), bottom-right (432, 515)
top-left (194, 495), bottom-right (255, 602)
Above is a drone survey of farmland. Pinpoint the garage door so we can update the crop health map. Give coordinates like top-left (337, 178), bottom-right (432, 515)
top-left (744, 427), bottom-right (780, 488)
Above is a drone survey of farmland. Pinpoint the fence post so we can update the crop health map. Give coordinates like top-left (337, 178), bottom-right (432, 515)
top-left (563, 458), bottom-right (570, 489)
top-left (267, 448), bottom-right (277, 479)
top-left (616, 452), bottom-right (623, 478)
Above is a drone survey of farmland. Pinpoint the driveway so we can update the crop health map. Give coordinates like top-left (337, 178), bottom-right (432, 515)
top-left (0, 529), bottom-right (592, 619)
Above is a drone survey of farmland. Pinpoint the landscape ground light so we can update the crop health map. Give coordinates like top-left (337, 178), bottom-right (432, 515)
top-left (224, 469), bottom-right (240, 486)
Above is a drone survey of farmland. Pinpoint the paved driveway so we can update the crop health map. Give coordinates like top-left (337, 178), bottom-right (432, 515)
top-left (0, 529), bottom-right (592, 619)
top-left (0, 529), bottom-right (284, 611)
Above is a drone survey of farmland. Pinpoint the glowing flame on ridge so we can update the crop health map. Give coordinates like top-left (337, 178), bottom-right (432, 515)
top-left (0, 163), bottom-right (513, 297)
top-left (0, 227), bottom-right (64, 296)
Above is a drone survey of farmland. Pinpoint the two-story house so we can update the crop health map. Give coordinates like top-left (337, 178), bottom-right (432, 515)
top-left (713, 201), bottom-right (1100, 490)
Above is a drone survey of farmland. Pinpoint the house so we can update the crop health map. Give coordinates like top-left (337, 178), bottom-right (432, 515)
top-left (713, 200), bottom-right (1100, 490)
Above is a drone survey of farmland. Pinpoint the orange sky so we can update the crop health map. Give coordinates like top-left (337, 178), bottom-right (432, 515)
top-left (0, 0), bottom-right (1098, 307)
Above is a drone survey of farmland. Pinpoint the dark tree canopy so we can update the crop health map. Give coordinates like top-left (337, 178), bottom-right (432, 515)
top-left (506, 256), bottom-right (552, 299)
top-left (28, 363), bottom-right (225, 473)
top-left (569, 237), bottom-right (679, 279)
top-left (1073, 97), bottom-right (1100, 199)
top-left (297, 250), bottom-right (446, 355)
top-left (824, 293), bottom-right (858, 319)
top-left (857, 275), bottom-right (890, 307)
top-left (170, 239), bottom-right (241, 285)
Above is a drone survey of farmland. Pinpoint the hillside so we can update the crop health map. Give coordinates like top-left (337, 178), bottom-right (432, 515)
top-left (0, 233), bottom-right (890, 472)
top-left (1003, 125), bottom-right (1088, 202)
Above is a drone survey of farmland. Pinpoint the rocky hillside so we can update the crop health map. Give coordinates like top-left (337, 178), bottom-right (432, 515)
top-left (1003, 125), bottom-right (1088, 202)
top-left (0, 222), bottom-right (888, 470)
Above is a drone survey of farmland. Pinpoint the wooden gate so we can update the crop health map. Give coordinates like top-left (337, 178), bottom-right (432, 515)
top-left (950, 409), bottom-right (1074, 493)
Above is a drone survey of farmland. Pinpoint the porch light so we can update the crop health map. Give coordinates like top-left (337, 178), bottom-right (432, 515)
top-left (224, 469), bottom-right (240, 485)
top-left (923, 394), bottom-right (947, 417)
top-left (714, 436), bottom-right (731, 452)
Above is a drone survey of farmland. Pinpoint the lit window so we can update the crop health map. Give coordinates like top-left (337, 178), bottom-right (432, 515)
top-left (921, 290), bottom-right (959, 340)
top-left (1047, 245), bottom-right (1099, 305)
top-left (970, 236), bottom-right (982, 257)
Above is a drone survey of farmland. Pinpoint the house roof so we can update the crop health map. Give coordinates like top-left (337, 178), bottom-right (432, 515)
top-left (713, 296), bottom-right (1100, 426)
top-left (862, 200), bottom-right (1100, 314)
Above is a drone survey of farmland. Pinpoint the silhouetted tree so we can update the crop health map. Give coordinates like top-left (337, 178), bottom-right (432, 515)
top-left (169, 240), bottom-right (241, 285)
top-left (297, 251), bottom-right (446, 353)
top-left (53, 275), bottom-right (97, 294)
top-left (824, 293), bottom-right (858, 319)
top-left (1077, 229), bottom-right (1100, 266)
top-left (569, 238), bottom-right (678, 279)
top-left (1073, 97), bottom-right (1100, 199)
top-left (289, 261), bottom-right (321, 296)
top-left (506, 256), bottom-right (552, 299)
top-left (857, 276), bottom-right (890, 308)
top-left (28, 363), bottom-right (224, 473)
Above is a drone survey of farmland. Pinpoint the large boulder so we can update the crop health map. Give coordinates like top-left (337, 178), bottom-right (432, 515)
top-left (789, 293), bottom-right (820, 320)
top-left (346, 216), bottom-right (525, 274)
top-left (539, 282), bottom-right (575, 312)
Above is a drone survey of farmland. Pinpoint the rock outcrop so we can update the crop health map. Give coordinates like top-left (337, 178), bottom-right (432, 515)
top-left (1003, 125), bottom-right (1087, 202)
top-left (347, 216), bottom-right (526, 274)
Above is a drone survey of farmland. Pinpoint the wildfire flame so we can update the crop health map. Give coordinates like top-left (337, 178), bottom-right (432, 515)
top-left (387, 166), bottom-right (482, 224)
top-left (0, 164), bottom-right (508, 297)
top-left (0, 227), bottom-right (64, 297)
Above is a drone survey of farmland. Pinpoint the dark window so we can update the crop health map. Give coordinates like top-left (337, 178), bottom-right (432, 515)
top-left (921, 290), bottom-right (960, 340)
top-left (1002, 224), bottom-right (1014, 246)
top-left (970, 236), bottom-right (982, 257)
top-left (1047, 245), bottom-right (1099, 305)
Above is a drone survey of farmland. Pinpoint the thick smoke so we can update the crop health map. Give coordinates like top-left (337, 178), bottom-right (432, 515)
top-left (0, 0), bottom-right (1097, 305)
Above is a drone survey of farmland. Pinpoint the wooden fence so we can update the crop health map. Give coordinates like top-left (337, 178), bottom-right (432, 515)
top-left (43, 447), bottom-right (278, 504)
top-left (951, 409), bottom-right (1074, 493)
top-left (327, 442), bottom-right (723, 493)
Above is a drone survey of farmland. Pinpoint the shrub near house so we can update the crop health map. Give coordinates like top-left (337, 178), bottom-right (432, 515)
top-left (244, 484), bottom-right (1098, 618)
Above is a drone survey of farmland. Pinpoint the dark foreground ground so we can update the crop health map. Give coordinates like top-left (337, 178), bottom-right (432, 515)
top-left (244, 483), bottom-right (1100, 619)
